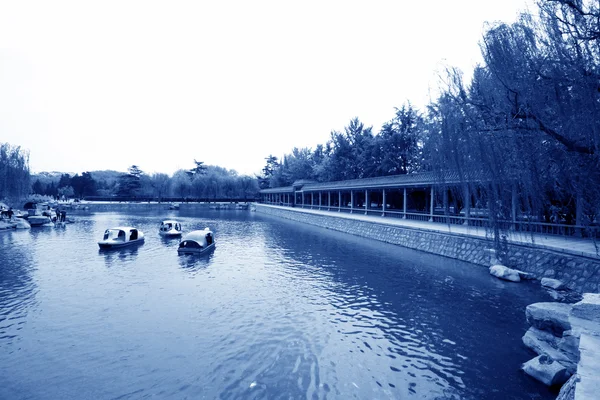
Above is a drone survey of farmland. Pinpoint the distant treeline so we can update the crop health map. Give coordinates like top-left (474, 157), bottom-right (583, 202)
top-left (0, 143), bottom-right (30, 201)
top-left (258, 0), bottom-right (600, 229)
top-left (31, 163), bottom-right (259, 201)
top-left (83, 196), bottom-right (257, 202)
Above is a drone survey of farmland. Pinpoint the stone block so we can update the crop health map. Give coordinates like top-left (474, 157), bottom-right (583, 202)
top-left (522, 355), bottom-right (571, 386)
top-left (522, 327), bottom-right (577, 373)
top-left (571, 293), bottom-right (600, 325)
top-left (489, 264), bottom-right (521, 282)
top-left (526, 302), bottom-right (572, 336)
top-left (516, 270), bottom-right (536, 280)
top-left (574, 334), bottom-right (600, 400)
top-left (541, 278), bottom-right (566, 290)
top-left (556, 374), bottom-right (578, 400)
top-left (558, 330), bottom-right (581, 366)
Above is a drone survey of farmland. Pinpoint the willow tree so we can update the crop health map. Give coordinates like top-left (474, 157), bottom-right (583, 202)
top-left (426, 0), bottom-right (600, 253)
top-left (479, 0), bottom-right (600, 226)
top-left (0, 143), bottom-right (31, 202)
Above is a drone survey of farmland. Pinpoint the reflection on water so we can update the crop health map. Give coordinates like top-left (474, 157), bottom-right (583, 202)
top-left (178, 252), bottom-right (214, 272)
top-left (0, 211), bottom-right (556, 399)
top-left (0, 231), bottom-right (37, 345)
top-left (99, 245), bottom-right (142, 266)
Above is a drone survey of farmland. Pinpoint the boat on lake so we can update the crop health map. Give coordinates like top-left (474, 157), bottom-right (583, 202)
top-left (177, 228), bottom-right (215, 255)
top-left (159, 220), bottom-right (182, 237)
top-left (27, 215), bottom-right (54, 227)
top-left (98, 227), bottom-right (145, 249)
top-left (23, 202), bottom-right (57, 226)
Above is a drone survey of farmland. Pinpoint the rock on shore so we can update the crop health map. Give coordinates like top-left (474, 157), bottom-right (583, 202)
top-left (556, 374), bottom-right (578, 400)
top-left (522, 355), bottom-right (570, 386)
top-left (523, 294), bottom-right (600, 396)
top-left (522, 327), bottom-right (577, 373)
top-left (542, 278), bottom-right (567, 291)
top-left (521, 302), bottom-right (576, 387)
top-left (489, 264), bottom-right (521, 282)
top-left (525, 302), bottom-right (572, 336)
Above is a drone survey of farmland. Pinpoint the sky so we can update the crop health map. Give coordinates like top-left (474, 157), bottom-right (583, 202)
top-left (0, 0), bottom-right (532, 177)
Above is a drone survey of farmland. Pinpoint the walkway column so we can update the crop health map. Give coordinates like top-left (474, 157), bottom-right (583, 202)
top-left (319, 192), bottom-right (322, 209)
top-left (301, 192), bottom-right (305, 208)
top-left (338, 191), bottom-right (342, 212)
top-left (443, 188), bottom-right (449, 223)
top-left (576, 188), bottom-right (583, 236)
top-left (365, 189), bottom-right (369, 215)
top-left (311, 192), bottom-right (314, 208)
top-left (350, 191), bottom-right (354, 213)
top-left (429, 186), bottom-right (435, 222)
top-left (328, 192), bottom-right (331, 210)
top-left (382, 189), bottom-right (386, 217)
top-left (463, 185), bottom-right (470, 225)
top-left (403, 188), bottom-right (407, 219)
top-left (511, 184), bottom-right (517, 229)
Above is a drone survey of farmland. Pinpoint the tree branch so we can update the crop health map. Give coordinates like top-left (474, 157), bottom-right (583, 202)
top-left (512, 110), bottom-right (595, 154)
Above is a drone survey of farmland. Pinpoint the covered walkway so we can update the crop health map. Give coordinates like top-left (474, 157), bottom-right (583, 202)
top-left (260, 172), bottom-right (598, 241)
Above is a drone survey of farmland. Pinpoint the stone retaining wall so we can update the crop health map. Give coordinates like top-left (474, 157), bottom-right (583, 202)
top-left (180, 203), bottom-right (249, 212)
top-left (256, 205), bottom-right (600, 293)
top-left (77, 203), bottom-right (169, 212)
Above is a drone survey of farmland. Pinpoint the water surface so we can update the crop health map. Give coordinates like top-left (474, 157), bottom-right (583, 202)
top-left (0, 210), bottom-right (555, 399)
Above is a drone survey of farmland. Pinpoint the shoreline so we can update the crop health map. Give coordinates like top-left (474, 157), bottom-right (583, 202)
top-left (255, 204), bottom-right (600, 294)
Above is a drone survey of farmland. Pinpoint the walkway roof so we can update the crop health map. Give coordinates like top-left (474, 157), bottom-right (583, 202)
top-left (260, 186), bottom-right (294, 194)
top-left (260, 170), bottom-right (486, 194)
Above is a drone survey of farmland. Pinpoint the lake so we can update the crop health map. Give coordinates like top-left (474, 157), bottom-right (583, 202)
top-left (0, 210), bottom-right (556, 399)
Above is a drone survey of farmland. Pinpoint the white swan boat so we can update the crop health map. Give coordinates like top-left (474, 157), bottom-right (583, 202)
top-left (159, 220), bottom-right (182, 237)
top-left (177, 228), bottom-right (215, 255)
top-left (98, 227), bottom-right (145, 249)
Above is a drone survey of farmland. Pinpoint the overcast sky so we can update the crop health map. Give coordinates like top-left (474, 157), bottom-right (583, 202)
top-left (0, 0), bottom-right (531, 177)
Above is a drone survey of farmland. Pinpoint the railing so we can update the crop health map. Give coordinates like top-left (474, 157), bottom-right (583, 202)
top-left (260, 201), bottom-right (600, 239)
top-left (510, 221), bottom-right (599, 238)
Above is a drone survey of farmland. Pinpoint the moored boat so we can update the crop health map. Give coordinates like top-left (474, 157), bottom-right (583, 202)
top-left (14, 218), bottom-right (31, 229)
top-left (177, 228), bottom-right (215, 255)
top-left (159, 220), bottom-right (182, 237)
top-left (23, 202), bottom-right (57, 226)
top-left (98, 227), bottom-right (145, 249)
top-left (27, 215), bottom-right (53, 227)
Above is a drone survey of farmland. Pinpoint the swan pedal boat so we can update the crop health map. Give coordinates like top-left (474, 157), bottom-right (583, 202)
top-left (177, 228), bottom-right (215, 255)
top-left (159, 220), bottom-right (182, 237)
top-left (98, 227), bottom-right (145, 249)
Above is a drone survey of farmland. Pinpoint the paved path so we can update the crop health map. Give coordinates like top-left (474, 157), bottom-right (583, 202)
top-left (262, 205), bottom-right (600, 259)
